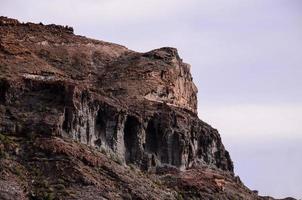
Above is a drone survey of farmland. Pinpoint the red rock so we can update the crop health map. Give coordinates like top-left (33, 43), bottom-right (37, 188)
top-left (0, 17), bottom-right (295, 200)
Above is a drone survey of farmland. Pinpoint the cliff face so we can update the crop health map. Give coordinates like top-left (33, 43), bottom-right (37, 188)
top-left (0, 17), bottom-right (290, 200)
top-left (0, 16), bottom-right (232, 172)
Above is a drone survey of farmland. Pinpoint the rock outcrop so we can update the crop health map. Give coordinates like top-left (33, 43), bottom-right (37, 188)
top-left (0, 17), bottom-right (295, 200)
top-left (0, 16), bottom-right (232, 172)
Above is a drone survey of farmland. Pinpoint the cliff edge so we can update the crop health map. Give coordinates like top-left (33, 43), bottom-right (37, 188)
top-left (0, 16), bottom-right (294, 200)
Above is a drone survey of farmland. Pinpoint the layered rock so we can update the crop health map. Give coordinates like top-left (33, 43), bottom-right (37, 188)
top-left (0, 16), bottom-right (297, 200)
top-left (0, 16), bottom-right (232, 172)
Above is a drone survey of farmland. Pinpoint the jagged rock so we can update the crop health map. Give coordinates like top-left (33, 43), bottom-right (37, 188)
top-left (0, 17), bottom-right (296, 200)
top-left (0, 16), bottom-right (232, 172)
top-left (0, 16), bottom-right (20, 26)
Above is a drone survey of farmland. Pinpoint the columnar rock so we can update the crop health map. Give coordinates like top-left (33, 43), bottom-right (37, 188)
top-left (0, 16), bottom-right (232, 172)
top-left (1, 16), bottom-right (296, 200)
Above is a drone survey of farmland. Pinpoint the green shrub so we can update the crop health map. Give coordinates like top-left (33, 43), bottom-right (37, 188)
top-left (109, 152), bottom-right (123, 165)
top-left (29, 190), bottom-right (55, 200)
top-left (54, 184), bottom-right (65, 191)
top-left (176, 192), bottom-right (184, 200)
top-left (0, 133), bottom-right (12, 144)
top-left (0, 149), bottom-right (8, 159)
top-left (57, 178), bottom-right (65, 185)
top-left (44, 192), bottom-right (55, 200)
top-left (0, 134), bottom-right (5, 141)
top-left (12, 166), bottom-right (22, 176)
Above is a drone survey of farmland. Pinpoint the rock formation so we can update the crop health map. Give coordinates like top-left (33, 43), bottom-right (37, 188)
top-left (0, 16), bottom-right (295, 200)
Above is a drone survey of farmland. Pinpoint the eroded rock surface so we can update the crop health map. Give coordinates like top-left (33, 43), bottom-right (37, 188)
top-left (0, 17), bottom-right (295, 200)
top-left (0, 16), bottom-right (231, 172)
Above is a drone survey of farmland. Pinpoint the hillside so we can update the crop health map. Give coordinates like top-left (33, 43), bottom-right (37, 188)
top-left (0, 16), bottom-right (294, 200)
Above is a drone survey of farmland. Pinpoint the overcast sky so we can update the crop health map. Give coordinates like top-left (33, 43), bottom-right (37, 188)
top-left (1, 0), bottom-right (301, 198)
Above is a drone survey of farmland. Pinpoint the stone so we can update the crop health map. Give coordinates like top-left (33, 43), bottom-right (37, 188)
top-left (0, 17), bottom-right (232, 172)
top-left (0, 17), bottom-right (295, 200)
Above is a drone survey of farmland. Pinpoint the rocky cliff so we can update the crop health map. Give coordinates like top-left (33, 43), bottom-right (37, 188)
top-left (0, 16), bottom-right (294, 200)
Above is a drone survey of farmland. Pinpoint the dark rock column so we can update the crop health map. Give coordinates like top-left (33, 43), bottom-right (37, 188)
top-left (123, 116), bottom-right (142, 165)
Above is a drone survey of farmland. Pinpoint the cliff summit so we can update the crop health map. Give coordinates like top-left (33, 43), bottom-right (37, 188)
top-left (0, 17), bottom-right (294, 200)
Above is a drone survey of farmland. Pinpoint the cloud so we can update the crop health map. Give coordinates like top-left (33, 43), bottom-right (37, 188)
top-left (199, 103), bottom-right (302, 139)
top-left (199, 103), bottom-right (302, 198)
top-left (1, 0), bottom-right (190, 25)
top-left (231, 136), bottom-right (302, 199)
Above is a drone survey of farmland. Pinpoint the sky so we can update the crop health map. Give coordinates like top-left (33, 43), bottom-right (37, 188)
top-left (1, 0), bottom-right (301, 198)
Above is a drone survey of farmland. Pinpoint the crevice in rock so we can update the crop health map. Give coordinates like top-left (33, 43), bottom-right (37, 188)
top-left (171, 133), bottom-right (181, 167)
top-left (62, 107), bottom-right (71, 133)
top-left (0, 79), bottom-right (9, 104)
top-left (94, 109), bottom-right (107, 148)
top-left (188, 143), bottom-right (194, 167)
top-left (124, 116), bottom-right (140, 164)
top-left (145, 119), bottom-right (158, 155)
top-left (86, 120), bottom-right (90, 145)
